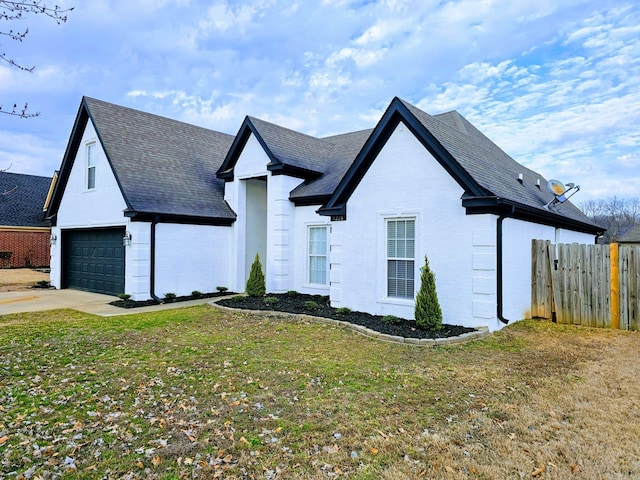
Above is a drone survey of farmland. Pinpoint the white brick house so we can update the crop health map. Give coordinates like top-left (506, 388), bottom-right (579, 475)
top-left (46, 96), bottom-right (602, 331)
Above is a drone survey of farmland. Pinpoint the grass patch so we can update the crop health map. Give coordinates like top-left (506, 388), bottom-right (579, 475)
top-left (1, 308), bottom-right (639, 479)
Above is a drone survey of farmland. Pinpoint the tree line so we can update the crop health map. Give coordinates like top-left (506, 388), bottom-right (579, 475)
top-left (579, 197), bottom-right (640, 243)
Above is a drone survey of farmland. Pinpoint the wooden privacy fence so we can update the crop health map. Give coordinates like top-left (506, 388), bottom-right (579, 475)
top-left (531, 240), bottom-right (640, 330)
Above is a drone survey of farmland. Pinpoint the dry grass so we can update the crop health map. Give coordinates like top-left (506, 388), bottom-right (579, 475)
top-left (0, 268), bottom-right (49, 290)
top-left (1, 306), bottom-right (639, 479)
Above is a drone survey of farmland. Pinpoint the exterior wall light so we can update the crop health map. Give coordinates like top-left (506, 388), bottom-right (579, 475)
top-left (50, 234), bottom-right (57, 246)
top-left (123, 231), bottom-right (132, 247)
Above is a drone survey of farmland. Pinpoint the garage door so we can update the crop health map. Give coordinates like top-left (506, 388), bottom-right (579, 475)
top-left (63, 228), bottom-right (125, 296)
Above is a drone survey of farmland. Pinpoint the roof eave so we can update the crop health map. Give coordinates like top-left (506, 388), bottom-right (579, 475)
top-left (320, 97), bottom-right (489, 217)
top-left (124, 209), bottom-right (236, 226)
top-left (462, 196), bottom-right (604, 235)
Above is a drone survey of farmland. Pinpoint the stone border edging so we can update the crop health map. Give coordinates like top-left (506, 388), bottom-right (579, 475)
top-left (209, 299), bottom-right (490, 346)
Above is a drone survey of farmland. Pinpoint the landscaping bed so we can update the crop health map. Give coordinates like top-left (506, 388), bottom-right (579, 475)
top-left (217, 292), bottom-right (475, 339)
top-left (109, 291), bottom-right (233, 308)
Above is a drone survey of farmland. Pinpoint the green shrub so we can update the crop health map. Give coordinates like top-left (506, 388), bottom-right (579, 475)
top-left (415, 255), bottom-right (442, 330)
top-left (191, 290), bottom-right (203, 298)
top-left (231, 295), bottom-right (245, 302)
top-left (118, 293), bottom-right (131, 301)
top-left (246, 253), bottom-right (266, 297)
top-left (264, 296), bottom-right (279, 305)
top-left (303, 300), bottom-right (319, 310)
top-left (336, 307), bottom-right (351, 315)
top-left (216, 286), bottom-right (228, 293)
top-left (164, 292), bottom-right (177, 303)
top-left (36, 280), bottom-right (50, 288)
top-left (382, 315), bottom-right (401, 325)
top-left (286, 290), bottom-right (298, 296)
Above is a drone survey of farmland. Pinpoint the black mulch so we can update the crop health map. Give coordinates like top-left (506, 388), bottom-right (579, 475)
top-left (109, 291), bottom-right (233, 309)
top-left (217, 293), bottom-right (475, 339)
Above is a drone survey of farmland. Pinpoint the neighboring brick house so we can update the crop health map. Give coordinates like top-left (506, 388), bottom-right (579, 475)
top-left (0, 171), bottom-right (53, 268)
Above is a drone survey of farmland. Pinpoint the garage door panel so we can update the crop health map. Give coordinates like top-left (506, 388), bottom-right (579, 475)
top-left (63, 228), bottom-right (125, 296)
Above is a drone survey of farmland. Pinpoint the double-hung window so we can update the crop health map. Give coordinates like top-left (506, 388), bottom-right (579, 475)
top-left (387, 218), bottom-right (415, 299)
top-left (308, 226), bottom-right (328, 285)
top-left (86, 142), bottom-right (96, 190)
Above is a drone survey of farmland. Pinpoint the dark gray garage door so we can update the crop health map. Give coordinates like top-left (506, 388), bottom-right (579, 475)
top-left (63, 228), bottom-right (125, 296)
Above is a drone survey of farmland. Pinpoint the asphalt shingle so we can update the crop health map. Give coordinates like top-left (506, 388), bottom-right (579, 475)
top-left (84, 97), bottom-right (235, 220)
top-left (0, 171), bottom-right (51, 227)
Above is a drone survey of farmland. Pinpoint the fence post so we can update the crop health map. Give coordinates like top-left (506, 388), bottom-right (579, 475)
top-left (610, 243), bottom-right (620, 329)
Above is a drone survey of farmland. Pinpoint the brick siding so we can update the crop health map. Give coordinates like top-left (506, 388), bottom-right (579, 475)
top-left (0, 229), bottom-right (50, 268)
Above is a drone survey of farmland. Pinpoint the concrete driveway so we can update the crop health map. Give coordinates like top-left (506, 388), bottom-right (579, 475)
top-left (0, 289), bottom-right (212, 316)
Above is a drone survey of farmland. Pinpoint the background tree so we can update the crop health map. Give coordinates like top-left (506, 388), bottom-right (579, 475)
top-left (1, 1), bottom-right (73, 118)
top-left (579, 196), bottom-right (640, 243)
top-left (414, 255), bottom-right (442, 331)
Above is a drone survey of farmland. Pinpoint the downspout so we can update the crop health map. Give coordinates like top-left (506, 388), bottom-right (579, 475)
top-left (149, 217), bottom-right (162, 303)
top-left (496, 205), bottom-right (516, 325)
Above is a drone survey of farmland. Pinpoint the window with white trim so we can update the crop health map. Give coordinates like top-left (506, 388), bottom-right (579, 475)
top-left (308, 225), bottom-right (328, 285)
top-left (387, 218), bottom-right (415, 299)
top-left (86, 142), bottom-right (96, 190)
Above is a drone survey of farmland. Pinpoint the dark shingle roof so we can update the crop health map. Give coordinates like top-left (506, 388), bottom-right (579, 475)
top-left (400, 100), bottom-right (595, 226)
top-left (0, 171), bottom-right (51, 227)
top-left (289, 129), bottom-right (373, 200)
top-left (52, 95), bottom-right (600, 233)
top-left (84, 97), bottom-right (235, 220)
top-left (246, 116), bottom-right (335, 172)
top-left (618, 224), bottom-right (640, 243)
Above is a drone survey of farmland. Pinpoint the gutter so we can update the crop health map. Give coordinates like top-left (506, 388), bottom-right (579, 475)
top-left (496, 205), bottom-right (516, 325)
top-left (149, 218), bottom-right (162, 303)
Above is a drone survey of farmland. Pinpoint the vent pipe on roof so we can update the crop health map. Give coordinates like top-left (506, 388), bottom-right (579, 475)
top-left (536, 179), bottom-right (541, 189)
top-left (517, 173), bottom-right (524, 184)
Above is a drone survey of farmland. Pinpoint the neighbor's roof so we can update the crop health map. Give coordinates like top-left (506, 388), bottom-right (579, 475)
top-left (618, 224), bottom-right (640, 243)
top-left (48, 97), bottom-right (236, 224)
top-left (0, 171), bottom-right (51, 228)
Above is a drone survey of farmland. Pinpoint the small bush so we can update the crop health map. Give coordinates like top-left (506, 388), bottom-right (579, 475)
top-left (118, 293), bottom-right (131, 301)
top-left (36, 280), bottom-right (50, 288)
top-left (231, 295), bottom-right (246, 302)
top-left (415, 255), bottom-right (443, 331)
top-left (382, 315), bottom-right (401, 325)
top-left (264, 296), bottom-right (279, 305)
top-left (246, 254), bottom-right (266, 297)
top-left (216, 286), bottom-right (228, 293)
top-left (164, 292), bottom-right (177, 303)
top-left (336, 307), bottom-right (351, 315)
top-left (303, 300), bottom-right (319, 310)
top-left (191, 290), bottom-right (203, 298)
top-left (286, 290), bottom-right (298, 296)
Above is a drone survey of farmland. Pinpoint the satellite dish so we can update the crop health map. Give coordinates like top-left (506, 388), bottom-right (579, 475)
top-left (547, 179), bottom-right (567, 203)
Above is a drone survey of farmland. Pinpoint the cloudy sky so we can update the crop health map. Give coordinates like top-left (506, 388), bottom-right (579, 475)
top-left (1, 0), bottom-right (638, 202)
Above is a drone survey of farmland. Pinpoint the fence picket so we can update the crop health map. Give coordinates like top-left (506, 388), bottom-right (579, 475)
top-left (531, 241), bottom-right (640, 330)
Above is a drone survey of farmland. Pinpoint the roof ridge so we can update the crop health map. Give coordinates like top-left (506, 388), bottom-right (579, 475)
top-left (247, 115), bottom-right (337, 148)
top-left (84, 96), bottom-right (233, 138)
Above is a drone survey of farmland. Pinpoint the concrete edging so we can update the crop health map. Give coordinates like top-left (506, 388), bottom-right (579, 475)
top-left (209, 299), bottom-right (490, 346)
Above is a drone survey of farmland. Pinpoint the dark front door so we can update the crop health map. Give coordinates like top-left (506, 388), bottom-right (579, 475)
top-left (63, 228), bottom-right (125, 296)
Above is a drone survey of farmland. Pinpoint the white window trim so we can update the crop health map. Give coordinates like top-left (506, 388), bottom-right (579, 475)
top-left (86, 141), bottom-right (97, 191)
top-left (377, 212), bottom-right (420, 306)
top-left (306, 224), bottom-right (329, 288)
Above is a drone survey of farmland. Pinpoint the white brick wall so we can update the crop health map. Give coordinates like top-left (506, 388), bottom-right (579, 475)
top-left (332, 122), bottom-right (477, 325)
top-left (154, 223), bottom-right (231, 297)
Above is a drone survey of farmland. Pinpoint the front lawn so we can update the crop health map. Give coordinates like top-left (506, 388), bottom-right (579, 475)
top-left (1, 306), bottom-right (639, 479)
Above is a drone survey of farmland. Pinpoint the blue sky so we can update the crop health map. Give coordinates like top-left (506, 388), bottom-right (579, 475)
top-left (1, 0), bottom-right (638, 202)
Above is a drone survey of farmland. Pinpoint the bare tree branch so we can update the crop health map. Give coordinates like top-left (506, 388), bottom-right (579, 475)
top-left (579, 196), bottom-right (640, 243)
top-left (0, 102), bottom-right (39, 117)
top-left (1, 1), bottom-right (74, 116)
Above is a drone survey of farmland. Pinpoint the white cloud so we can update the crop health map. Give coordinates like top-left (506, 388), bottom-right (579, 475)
top-left (0, 0), bottom-right (638, 203)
